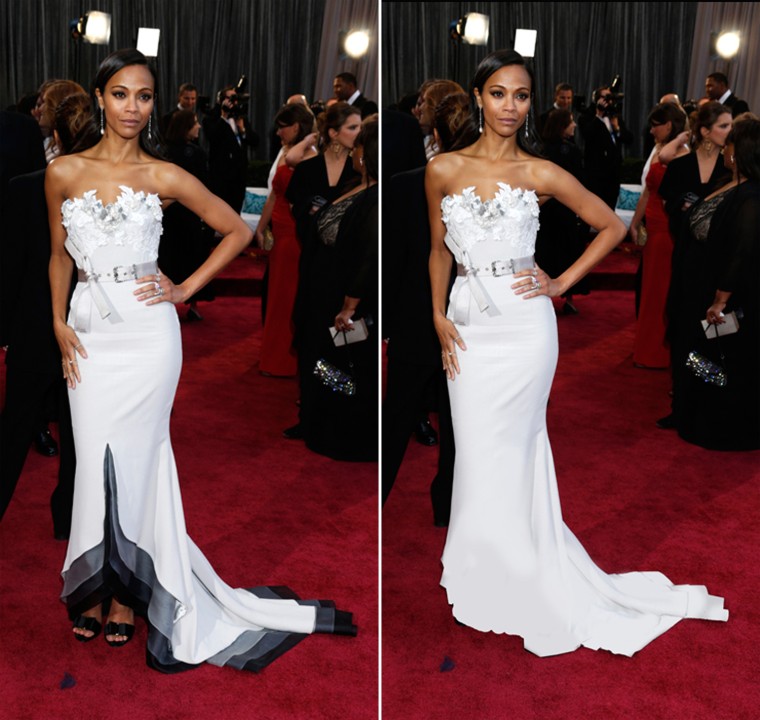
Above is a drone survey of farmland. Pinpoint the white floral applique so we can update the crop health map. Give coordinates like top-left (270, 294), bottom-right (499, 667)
top-left (61, 186), bottom-right (163, 261)
top-left (440, 183), bottom-right (540, 257)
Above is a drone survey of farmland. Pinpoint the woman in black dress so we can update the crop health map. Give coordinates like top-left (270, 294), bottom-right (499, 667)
top-left (534, 109), bottom-right (588, 314)
top-left (158, 110), bottom-right (214, 320)
top-left (295, 116), bottom-right (378, 461)
top-left (669, 115), bottom-right (760, 450)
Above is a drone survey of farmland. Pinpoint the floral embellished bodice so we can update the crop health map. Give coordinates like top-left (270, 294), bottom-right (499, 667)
top-left (61, 185), bottom-right (163, 268)
top-left (441, 184), bottom-right (541, 325)
top-left (441, 183), bottom-right (539, 267)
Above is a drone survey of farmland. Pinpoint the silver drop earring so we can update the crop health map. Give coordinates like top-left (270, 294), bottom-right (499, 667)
top-left (478, 106), bottom-right (483, 134)
top-left (100, 108), bottom-right (104, 135)
top-left (524, 109), bottom-right (530, 140)
top-left (148, 115), bottom-right (152, 140)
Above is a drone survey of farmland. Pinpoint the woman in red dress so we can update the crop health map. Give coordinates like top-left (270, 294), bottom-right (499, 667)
top-left (630, 103), bottom-right (689, 368)
top-left (256, 104), bottom-right (317, 376)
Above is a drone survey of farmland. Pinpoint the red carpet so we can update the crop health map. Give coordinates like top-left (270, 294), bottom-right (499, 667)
top-left (382, 288), bottom-right (760, 720)
top-left (0, 257), bottom-right (378, 720)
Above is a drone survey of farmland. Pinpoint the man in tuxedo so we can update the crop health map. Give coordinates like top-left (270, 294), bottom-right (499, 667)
top-left (705, 72), bottom-right (750, 117)
top-left (578, 86), bottom-right (633, 210)
top-left (202, 85), bottom-right (258, 213)
top-left (160, 82), bottom-right (198, 136)
top-left (333, 73), bottom-right (378, 119)
top-left (538, 83), bottom-right (574, 135)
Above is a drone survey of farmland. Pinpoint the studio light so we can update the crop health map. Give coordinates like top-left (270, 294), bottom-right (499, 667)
top-left (342, 30), bottom-right (370, 59)
top-left (137, 28), bottom-right (161, 57)
top-left (715, 31), bottom-right (740, 59)
top-left (514, 29), bottom-right (537, 58)
top-left (450, 13), bottom-right (490, 46)
top-left (71, 11), bottom-right (112, 45)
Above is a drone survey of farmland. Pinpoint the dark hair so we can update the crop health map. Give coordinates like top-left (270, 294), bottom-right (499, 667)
top-left (433, 92), bottom-right (475, 152)
top-left (591, 86), bottom-right (609, 104)
top-left (355, 114), bottom-right (378, 181)
top-left (216, 84), bottom-right (235, 104)
top-left (165, 109), bottom-right (197, 145)
top-left (554, 83), bottom-right (573, 96)
top-left (93, 48), bottom-right (163, 159)
top-left (335, 72), bottom-right (357, 86)
top-left (541, 108), bottom-right (574, 144)
top-left (647, 102), bottom-right (688, 142)
top-left (471, 49), bottom-right (542, 157)
top-left (707, 72), bottom-right (729, 86)
top-left (730, 114), bottom-right (760, 182)
top-left (321, 101), bottom-right (361, 146)
top-left (54, 92), bottom-right (99, 155)
top-left (273, 103), bottom-right (315, 144)
top-left (694, 101), bottom-right (730, 148)
top-left (178, 83), bottom-right (197, 95)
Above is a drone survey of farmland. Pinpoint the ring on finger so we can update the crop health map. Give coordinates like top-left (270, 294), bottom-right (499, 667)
top-left (158, 287), bottom-right (164, 296)
top-left (536, 281), bottom-right (542, 290)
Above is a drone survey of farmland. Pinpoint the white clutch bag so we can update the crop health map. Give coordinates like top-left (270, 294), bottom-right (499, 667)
top-left (701, 311), bottom-right (740, 339)
top-left (330, 318), bottom-right (369, 346)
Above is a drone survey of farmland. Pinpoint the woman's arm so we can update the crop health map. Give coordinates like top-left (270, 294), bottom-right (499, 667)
top-left (425, 157), bottom-right (463, 379)
top-left (514, 161), bottom-right (625, 298)
top-left (658, 131), bottom-right (690, 165)
top-left (143, 163), bottom-right (253, 305)
top-left (45, 159), bottom-right (86, 387)
top-left (284, 133), bottom-right (318, 168)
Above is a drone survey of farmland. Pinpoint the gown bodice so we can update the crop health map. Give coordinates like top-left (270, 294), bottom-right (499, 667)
top-left (61, 185), bottom-right (163, 269)
top-left (441, 183), bottom-right (540, 267)
top-left (441, 184), bottom-right (541, 325)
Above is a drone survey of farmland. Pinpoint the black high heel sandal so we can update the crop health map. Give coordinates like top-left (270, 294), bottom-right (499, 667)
top-left (72, 614), bottom-right (102, 642)
top-left (104, 621), bottom-right (135, 647)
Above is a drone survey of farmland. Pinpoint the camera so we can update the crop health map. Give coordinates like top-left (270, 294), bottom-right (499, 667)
top-left (227, 75), bottom-right (250, 118)
top-left (598, 75), bottom-right (624, 117)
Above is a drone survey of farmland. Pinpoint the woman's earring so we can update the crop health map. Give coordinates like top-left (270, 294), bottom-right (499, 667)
top-left (148, 115), bottom-right (152, 140)
top-left (100, 108), bottom-right (104, 135)
top-left (524, 109), bottom-right (530, 140)
top-left (703, 139), bottom-right (714, 153)
top-left (478, 106), bottom-right (483, 134)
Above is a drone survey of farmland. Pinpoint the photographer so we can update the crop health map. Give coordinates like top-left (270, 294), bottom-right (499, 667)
top-left (202, 84), bottom-right (259, 213)
top-left (578, 85), bottom-right (633, 209)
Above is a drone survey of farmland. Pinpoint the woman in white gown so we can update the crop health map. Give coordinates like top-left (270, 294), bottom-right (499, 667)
top-left (426, 50), bottom-right (727, 658)
top-left (47, 49), bottom-right (354, 672)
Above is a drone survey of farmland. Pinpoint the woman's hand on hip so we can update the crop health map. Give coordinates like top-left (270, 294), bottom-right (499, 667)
top-left (134, 270), bottom-right (186, 306)
top-left (512, 265), bottom-right (558, 299)
top-left (434, 314), bottom-right (466, 380)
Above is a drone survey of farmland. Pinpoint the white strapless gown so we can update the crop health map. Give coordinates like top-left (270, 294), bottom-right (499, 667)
top-left (60, 187), bottom-right (354, 673)
top-left (439, 184), bottom-right (727, 657)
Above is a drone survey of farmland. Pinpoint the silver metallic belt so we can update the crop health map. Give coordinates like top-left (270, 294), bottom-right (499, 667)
top-left (77, 261), bottom-right (157, 283)
top-left (457, 255), bottom-right (535, 277)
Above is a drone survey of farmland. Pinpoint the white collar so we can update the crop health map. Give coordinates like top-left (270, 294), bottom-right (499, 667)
top-left (718, 89), bottom-right (732, 105)
top-left (347, 89), bottom-right (361, 105)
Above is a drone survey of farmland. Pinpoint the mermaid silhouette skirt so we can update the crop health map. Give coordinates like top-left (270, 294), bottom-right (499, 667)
top-left (60, 188), bottom-right (354, 672)
top-left (439, 185), bottom-right (727, 657)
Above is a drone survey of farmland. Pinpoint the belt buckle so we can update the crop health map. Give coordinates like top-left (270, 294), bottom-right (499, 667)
top-left (491, 260), bottom-right (509, 277)
top-left (113, 264), bottom-right (137, 283)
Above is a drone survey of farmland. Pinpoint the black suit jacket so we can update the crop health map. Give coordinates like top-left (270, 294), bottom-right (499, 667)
top-left (383, 168), bottom-right (446, 365)
top-left (578, 111), bottom-right (632, 207)
top-left (0, 112), bottom-right (46, 346)
top-left (723, 93), bottom-right (750, 118)
top-left (2, 170), bottom-right (68, 372)
top-left (351, 94), bottom-right (378, 119)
